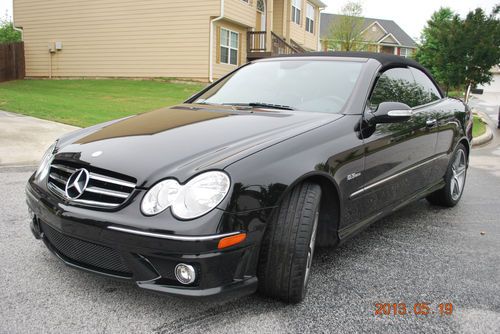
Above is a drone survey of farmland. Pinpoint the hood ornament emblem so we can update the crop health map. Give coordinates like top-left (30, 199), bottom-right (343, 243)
top-left (65, 168), bottom-right (90, 199)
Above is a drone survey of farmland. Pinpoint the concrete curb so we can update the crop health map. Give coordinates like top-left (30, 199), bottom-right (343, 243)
top-left (472, 110), bottom-right (494, 147)
top-left (472, 125), bottom-right (493, 146)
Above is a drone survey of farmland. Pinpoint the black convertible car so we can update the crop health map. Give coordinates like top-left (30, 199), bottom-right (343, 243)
top-left (26, 52), bottom-right (472, 303)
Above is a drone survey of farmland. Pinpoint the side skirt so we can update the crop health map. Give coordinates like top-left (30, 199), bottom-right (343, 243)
top-left (337, 180), bottom-right (446, 243)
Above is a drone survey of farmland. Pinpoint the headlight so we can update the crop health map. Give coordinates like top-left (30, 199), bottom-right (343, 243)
top-left (141, 171), bottom-right (230, 219)
top-left (35, 141), bottom-right (57, 182)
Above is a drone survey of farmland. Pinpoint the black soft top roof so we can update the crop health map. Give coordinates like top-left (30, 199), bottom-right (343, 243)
top-left (285, 51), bottom-right (423, 70)
top-left (271, 51), bottom-right (443, 97)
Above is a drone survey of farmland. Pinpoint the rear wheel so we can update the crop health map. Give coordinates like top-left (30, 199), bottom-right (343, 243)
top-left (257, 182), bottom-right (321, 303)
top-left (427, 143), bottom-right (468, 207)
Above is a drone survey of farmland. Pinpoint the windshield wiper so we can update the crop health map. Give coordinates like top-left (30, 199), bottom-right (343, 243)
top-left (222, 102), bottom-right (295, 111)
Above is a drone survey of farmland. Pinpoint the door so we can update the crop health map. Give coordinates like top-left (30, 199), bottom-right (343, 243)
top-left (256, 0), bottom-right (266, 30)
top-left (356, 67), bottom-right (439, 218)
top-left (255, 0), bottom-right (266, 49)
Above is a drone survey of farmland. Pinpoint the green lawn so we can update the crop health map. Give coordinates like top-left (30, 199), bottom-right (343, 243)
top-left (447, 90), bottom-right (465, 98)
top-left (0, 79), bottom-right (205, 127)
top-left (473, 115), bottom-right (487, 138)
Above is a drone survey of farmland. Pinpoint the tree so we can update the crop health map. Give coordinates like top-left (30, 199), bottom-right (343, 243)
top-left (416, 6), bottom-right (500, 96)
top-left (327, 1), bottom-right (365, 51)
top-left (0, 13), bottom-right (22, 44)
top-left (460, 6), bottom-right (500, 92)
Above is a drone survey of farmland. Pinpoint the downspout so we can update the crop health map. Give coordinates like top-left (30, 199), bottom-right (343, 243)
top-left (209, 0), bottom-right (225, 83)
top-left (317, 6), bottom-right (325, 51)
top-left (13, 26), bottom-right (24, 41)
top-left (12, 3), bottom-right (24, 41)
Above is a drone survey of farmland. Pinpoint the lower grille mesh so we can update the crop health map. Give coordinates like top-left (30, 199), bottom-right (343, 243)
top-left (41, 222), bottom-right (132, 276)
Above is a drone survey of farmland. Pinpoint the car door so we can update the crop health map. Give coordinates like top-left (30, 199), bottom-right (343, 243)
top-left (355, 67), bottom-right (439, 219)
top-left (407, 66), bottom-right (447, 184)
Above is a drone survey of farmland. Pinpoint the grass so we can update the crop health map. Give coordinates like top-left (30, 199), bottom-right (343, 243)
top-left (473, 115), bottom-right (487, 138)
top-left (0, 79), bottom-right (206, 127)
top-left (447, 90), bottom-right (465, 98)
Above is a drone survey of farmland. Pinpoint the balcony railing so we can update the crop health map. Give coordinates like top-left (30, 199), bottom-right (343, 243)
top-left (247, 31), bottom-right (301, 57)
top-left (247, 31), bottom-right (267, 52)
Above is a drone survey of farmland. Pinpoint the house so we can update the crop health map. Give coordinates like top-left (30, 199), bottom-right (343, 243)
top-left (319, 14), bottom-right (417, 57)
top-left (13, 0), bottom-right (326, 82)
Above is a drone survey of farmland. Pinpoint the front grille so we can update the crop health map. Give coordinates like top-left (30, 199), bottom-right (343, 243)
top-left (47, 159), bottom-right (137, 209)
top-left (41, 222), bottom-right (132, 276)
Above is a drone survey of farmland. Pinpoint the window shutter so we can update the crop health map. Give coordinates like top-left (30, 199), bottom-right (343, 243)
top-left (216, 26), bottom-right (221, 64)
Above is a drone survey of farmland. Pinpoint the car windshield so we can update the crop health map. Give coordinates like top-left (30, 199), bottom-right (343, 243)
top-left (195, 59), bottom-right (364, 113)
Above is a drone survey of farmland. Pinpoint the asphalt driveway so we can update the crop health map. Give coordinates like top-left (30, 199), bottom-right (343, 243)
top-left (1, 139), bottom-right (500, 333)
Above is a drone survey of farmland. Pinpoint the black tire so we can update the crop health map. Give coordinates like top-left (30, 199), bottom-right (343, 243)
top-left (257, 182), bottom-right (322, 303)
top-left (427, 143), bottom-right (468, 207)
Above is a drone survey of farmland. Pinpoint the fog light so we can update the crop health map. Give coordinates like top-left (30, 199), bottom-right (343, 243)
top-left (174, 263), bottom-right (196, 285)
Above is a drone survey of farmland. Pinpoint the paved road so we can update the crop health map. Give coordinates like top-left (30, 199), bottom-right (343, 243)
top-left (1, 137), bottom-right (500, 333)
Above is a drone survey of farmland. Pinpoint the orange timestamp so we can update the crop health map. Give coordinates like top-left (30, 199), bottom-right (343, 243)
top-left (374, 302), bottom-right (453, 316)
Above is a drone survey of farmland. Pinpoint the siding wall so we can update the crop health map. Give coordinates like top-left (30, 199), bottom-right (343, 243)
top-left (225, 0), bottom-right (256, 27)
top-left (273, 0), bottom-right (285, 36)
top-left (362, 23), bottom-right (386, 42)
top-left (288, 0), bottom-right (319, 50)
top-left (14, 0), bottom-right (219, 79)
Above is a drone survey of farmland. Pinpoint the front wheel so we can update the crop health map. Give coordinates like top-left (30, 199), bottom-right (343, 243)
top-left (257, 182), bottom-right (322, 303)
top-left (427, 143), bottom-right (468, 207)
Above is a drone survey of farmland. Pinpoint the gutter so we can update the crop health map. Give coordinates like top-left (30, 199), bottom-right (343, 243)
top-left (209, 0), bottom-right (225, 83)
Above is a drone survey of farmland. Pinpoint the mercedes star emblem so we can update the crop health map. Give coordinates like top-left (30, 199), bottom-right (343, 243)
top-left (65, 168), bottom-right (90, 199)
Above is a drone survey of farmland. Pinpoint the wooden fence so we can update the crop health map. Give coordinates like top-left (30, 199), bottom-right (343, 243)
top-left (0, 42), bottom-right (25, 82)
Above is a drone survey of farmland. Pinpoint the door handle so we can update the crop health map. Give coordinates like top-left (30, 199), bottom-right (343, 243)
top-left (426, 119), bottom-right (437, 127)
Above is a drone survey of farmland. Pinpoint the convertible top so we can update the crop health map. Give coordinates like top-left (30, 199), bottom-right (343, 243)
top-left (274, 51), bottom-right (420, 69)
top-left (269, 51), bottom-right (444, 97)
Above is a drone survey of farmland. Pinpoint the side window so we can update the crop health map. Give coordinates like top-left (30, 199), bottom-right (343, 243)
top-left (369, 67), bottom-right (418, 108)
top-left (409, 67), bottom-right (442, 105)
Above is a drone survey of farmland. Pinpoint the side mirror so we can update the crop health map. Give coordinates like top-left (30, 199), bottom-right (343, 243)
top-left (367, 102), bottom-right (412, 124)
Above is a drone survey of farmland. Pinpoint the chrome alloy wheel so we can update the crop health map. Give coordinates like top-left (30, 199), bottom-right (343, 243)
top-left (304, 210), bottom-right (319, 288)
top-left (451, 149), bottom-right (467, 201)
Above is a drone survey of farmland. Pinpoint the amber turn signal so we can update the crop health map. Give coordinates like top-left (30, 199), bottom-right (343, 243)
top-left (217, 233), bottom-right (246, 249)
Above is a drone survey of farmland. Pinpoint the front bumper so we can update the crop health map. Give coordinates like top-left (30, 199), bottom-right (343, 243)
top-left (26, 179), bottom-right (264, 299)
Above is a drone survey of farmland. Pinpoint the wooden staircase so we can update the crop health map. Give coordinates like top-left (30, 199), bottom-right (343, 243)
top-left (247, 31), bottom-right (303, 61)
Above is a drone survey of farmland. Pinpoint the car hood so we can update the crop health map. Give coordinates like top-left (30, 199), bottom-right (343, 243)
top-left (56, 104), bottom-right (342, 186)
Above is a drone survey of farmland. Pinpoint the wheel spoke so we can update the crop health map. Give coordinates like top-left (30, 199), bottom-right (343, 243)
top-left (456, 168), bottom-right (466, 177)
top-left (454, 153), bottom-right (461, 169)
top-left (451, 178), bottom-right (458, 196)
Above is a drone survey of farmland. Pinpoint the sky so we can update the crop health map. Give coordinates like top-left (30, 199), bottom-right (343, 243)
top-left (1, 0), bottom-right (498, 40)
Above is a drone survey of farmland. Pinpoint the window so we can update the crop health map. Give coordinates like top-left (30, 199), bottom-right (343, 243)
top-left (256, 0), bottom-right (265, 12)
top-left (220, 28), bottom-right (239, 66)
top-left (409, 67), bottom-right (442, 104)
top-left (370, 67), bottom-right (442, 108)
top-left (195, 60), bottom-right (364, 114)
top-left (400, 48), bottom-right (410, 58)
top-left (370, 68), bottom-right (419, 108)
top-left (292, 0), bottom-right (302, 25)
top-left (306, 3), bottom-right (315, 33)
